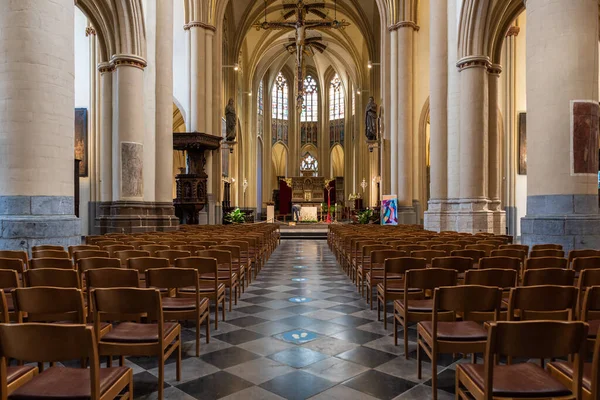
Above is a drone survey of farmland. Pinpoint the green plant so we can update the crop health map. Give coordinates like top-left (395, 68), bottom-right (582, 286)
top-left (357, 209), bottom-right (373, 224)
top-left (224, 208), bottom-right (245, 224)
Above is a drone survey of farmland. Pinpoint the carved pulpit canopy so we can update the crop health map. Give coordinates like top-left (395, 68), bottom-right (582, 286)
top-left (173, 132), bottom-right (223, 151)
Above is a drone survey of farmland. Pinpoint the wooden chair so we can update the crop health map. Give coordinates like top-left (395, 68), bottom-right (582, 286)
top-left (532, 243), bottom-right (563, 251)
top-left (29, 258), bottom-right (73, 270)
top-left (197, 250), bottom-right (239, 312)
top-left (365, 250), bottom-right (407, 309)
top-left (376, 257), bottom-right (426, 329)
top-left (12, 287), bottom-right (86, 324)
top-left (128, 241), bottom-right (157, 250)
top-left (523, 256), bottom-right (568, 271)
top-left (464, 268), bottom-right (518, 291)
top-left (394, 268), bottom-right (458, 358)
top-left (155, 250), bottom-right (190, 267)
top-left (127, 257), bottom-right (170, 287)
top-left (175, 257), bottom-right (226, 330)
top-left (224, 240), bottom-right (254, 284)
top-left (499, 244), bottom-right (529, 253)
top-left (410, 250), bottom-right (446, 266)
top-left (31, 250), bottom-right (70, 259)
top-left (31, 245), bottom-right (64, 252)
top-left (0, 251), bottom-right (28, 270)
top-left (92, 288), bottom-right (181, 400)
top-left (419, 240), bottom-right (444, 249)
top-left (73, 250), bottom-right (110, 269)
top-left (24, 268), bottom-right (81, 288)
top-left (104, 244), bottom-right (135, 258)
top-left (507, 285), bottom-right (578, 323)
top-left (572, 256), bottom-right (600, 273)
top-left (146, 268), bottom-right (210, 356)
top-left (456, 321), bottom-right (588, 400)
top-left (159, 241), bottom-right (187, 249)
top-left (95, 241), bottom-right (122, 249)
top-left (417, 285), bottom-right (502, 400)
top-left (548, 318), bottom-right (599, 400)
top-left (522, 268), bottom-right (575, 286)
top-left (477, 240), bottom-right (503, 248)
top-left (68, 245), bottom-right (100, 258)
top-left (580, 286), bottom-right (600, 347)
top-left (0, 323), bottom-right (132, 400)
top-left (174, 245), bottom-right (205, 256)
top-left (0, 270), bottom-right (19, 321)
top-left (396, 244), bottom-right (428, 255)
top-left (140, 244), bottom-right (170, 257)
top-left (451, 249), bottom-right (485, 267)
top-left (431, 256), bottom-right (474, 275)
top-left (568, 250), bottom-right (600, 269)
top-left (478, 256), bottom-right (521, 272)
top-left (352, 241), bottom-right (383, 287)
top-left (491, 248), bottom-right (526, 264)
top-left (431, 244), bottom-right (461, 256)
top-left (529, 249), bottom-right (565, 258)
top-left (211, 245), bottom-right (246, 294)
top-left (113, 250), bottom-right (150, 268)
top-left (465, 244), bottom-right (495, 257)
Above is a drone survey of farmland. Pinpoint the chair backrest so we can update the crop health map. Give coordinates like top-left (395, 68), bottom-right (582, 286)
top-left (524, 256), bottom-right (568, 271)
top-left (410, 250), bottom-right (446, 265)
top-left (175, 245), bottom-right (205, 256)
top-left (24, 269), bottom-right (81, 289)
top-left (73, 250), bottom-right (110, 266)
top-left (146, 268), bottom-right (199, 292)
top-left (189, 241), bottom-right (218, 248)
top-left (419, 240), bottom-right (444, 249)
top-left (579, 269), bottom-right (600, 290)
top-left (532, 243), bottom-right (563, 251)
top-left (464, 268), bottom-right (518, 289)
top-left (197, 249), bottom-right (232, 268)
top-left (85, 268), bottom-right (140, 289)
top-left (31, 245), bottom-right (64, 252)
top-left (465, 244), bottom-right (495, 256)
top-left (0, 270), bottom-right (19, 290)
top-left (31, 250), bottom-right (70, 259)
top-left (104, 244), bottom-right (135, 257)
top-left (68, 245), bottom-right (100, 258)
top-left (434, 285), bottom-right (502, 321)
top-left (450, 249), bottom-right (485, 263)
top-left (211, 245), bottom-right (241, 260)
top-left (571, 256), bottom-right (600, 272)
top-left (529, 249), bottom-right (565, 258)
top-left (0, 258), bottom-right (25, 274)
top-left (568, 249), bottom-right (600, 267)
top-left (431, 256), bottom-right (474, 273)
top-left (12, 287), bottom-right (85, 323)
top-left (159, 241), bottom-right (187, 249)
top-left (581, 286), bottom-right (600, 322)
top-left (224, 241), bottom-right (249, 254)
top-left (78, 257), bottom-right (121, 273)
top-left (370, 250), bottom-right (407, 266)
top-left (114, 250), bottom-right (151, 267)
top-left (127, 257), bottom-right (170, 274)
top-left (522, 268), bottom-right (575, 286)
top-left (405, 268), bottom-right (458, 291)
top-left (396, 244), bottom-right (428, 254)
top-left (154, 250), bottom-right (190, 267)
top-left (129, 241), bottom-right (157, 249)
top-left (478, 256), bottom-right (521, 271)
top-left (484, 321), bottom-right (587, 397)
top-left (174, 257), bottom-right (219, 279)
top-left (507, 285), bottom-right (578, 321)
top-left (140, 244), bottom-right (170, 257)
top-left (383, 257), bottom-right (427, 280)
top-left (92, 287), bottom-right (162, 323)
top-left (477, 240), bottom-right (503, 248)
top-left (0, 251), bottom-right (28, 269)
top-left (491, 248), bottom-right (526, 262)
top-left (431, 244), bottom-right (461, 255)
top-left (499, 244), bottom-right (529, 253)
top-left (29, 258), bottom-right (74, 270)
top-left (95, 241), bottom-right (122, 249)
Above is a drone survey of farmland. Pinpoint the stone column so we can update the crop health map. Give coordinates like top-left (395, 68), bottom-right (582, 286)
top-left (424, 0), bottom-right (448, 231)
top-left (0, 0), bottom-right (80, 249)
top-left (99, 64), bottom-right (114, 203)
top-left (522, 0), bottom-right (600, 250)
top-left (389, 29), bottom-right (398, 195)
top-left (456, 57), bottom-right (493, 232)
top-left (488, 64), bottom-right (506, 234)
top-left (390, 21), bottom-right (418, 224)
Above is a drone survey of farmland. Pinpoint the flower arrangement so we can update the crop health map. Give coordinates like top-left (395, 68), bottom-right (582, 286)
top-left (224, 208), bottom-right (245, 224)
top-left (348, 193), bottom-right (362, 200)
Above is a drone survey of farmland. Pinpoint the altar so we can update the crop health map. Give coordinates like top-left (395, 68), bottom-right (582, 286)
top-left (299, 206), bottom-right (318, 222)
top-left (277, 176), bottom-right (344, 217)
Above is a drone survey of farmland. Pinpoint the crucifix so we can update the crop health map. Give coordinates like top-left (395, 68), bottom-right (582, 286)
top-left (253, 0), bottom-right (349, 109)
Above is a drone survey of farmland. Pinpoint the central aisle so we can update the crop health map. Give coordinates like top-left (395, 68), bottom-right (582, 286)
top-left (137, 240), bottom-right (455, 400)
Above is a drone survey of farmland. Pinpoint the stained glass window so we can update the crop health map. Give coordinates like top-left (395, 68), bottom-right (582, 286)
top-left (301, 76), bottom-right (318, 122)
top-left (272, 72), bottom-right (289, 145)
top-left (329, 74), bottom-right (345, 147)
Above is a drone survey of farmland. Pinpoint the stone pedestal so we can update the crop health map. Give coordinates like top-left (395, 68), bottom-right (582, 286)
top-left (397, 206), bottom-right (417, 225)
top-left (454, 199), bottom-right (494, 233)
top-left (96, 201), bottom-right (179, 233)
top-left (424, 199), bottom-right (449, 232)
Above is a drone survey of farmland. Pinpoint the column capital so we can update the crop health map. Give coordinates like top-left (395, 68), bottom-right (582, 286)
top-left (456, 56), bottom-right (491, 71)
top-left (488, 63), bottom-right (502, 75)
top-left (506, 26), bottom-right (521, 37)
top-left (110, 54), bottom-right (147, 70)
top-left (98, 62), bottom-right (115, 74)
top-left (184, 21), bottom-right (216, 32)
top-left (388, 21), bottom-right (420, 32)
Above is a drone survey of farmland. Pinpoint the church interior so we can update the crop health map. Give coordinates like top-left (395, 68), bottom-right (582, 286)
top-left (0, 0), bottom-right (600, 399)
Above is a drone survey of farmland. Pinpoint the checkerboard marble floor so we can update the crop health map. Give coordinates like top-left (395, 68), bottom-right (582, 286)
top-left (132, 240), bottom-right (457, 400)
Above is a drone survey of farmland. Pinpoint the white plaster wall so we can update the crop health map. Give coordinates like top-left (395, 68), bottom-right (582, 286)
top-left (173, 1), bottom-right (189, 124)
top-left (75, 8), bottom-right (91, 235)
top-left (515, 14), bottom-right (527, 238)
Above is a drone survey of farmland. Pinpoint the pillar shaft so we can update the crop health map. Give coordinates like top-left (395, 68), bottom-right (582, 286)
top-left (396, 26), bottom-right (414, 207)
top-left (99, 67), bottom-right (114, 202)
top-left (155, 0), bottom-right (174, 203)
top-left (389, 30), bottom-right (398, 195)
top-left (446, 0), bottom-right (460, 199)
top-left (0, 0), bottom-right (79, 249)
top-left (488, 67), bottom-right (501, 202)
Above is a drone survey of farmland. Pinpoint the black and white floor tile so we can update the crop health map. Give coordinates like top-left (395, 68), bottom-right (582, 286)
top-left (132, 240), bottom-right (457, 400)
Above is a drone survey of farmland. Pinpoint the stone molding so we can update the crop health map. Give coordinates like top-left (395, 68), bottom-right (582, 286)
top-left (488, 63), bottom-right (502, 75)
top-left (0, 196), bottom-right (75, 216)
top-left (111, 54), bottom-right (148, 70)
top-left (96, 201), bottom-right (179, 233)
top-left (98, 62), bottom-right (115, 74)
top-left (85, 26), bottom-right (96, 36)
top-left (184, 21), bottom-right (217, 31)
top-left (456, 56), bottom-right (491, 71)
top-left (388, 21), bottom-right (420, 32)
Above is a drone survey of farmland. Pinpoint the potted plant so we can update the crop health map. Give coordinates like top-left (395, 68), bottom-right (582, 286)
top-left (223, 208), bottom-right (245, 224)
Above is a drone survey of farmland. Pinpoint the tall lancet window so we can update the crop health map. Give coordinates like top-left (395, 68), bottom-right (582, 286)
top-left (272, 72), bottom-right (289, 145)
top-left (329, 73), bottom-right (345, 147)
top-left (257, 80), bottom-right (264, 138)
top-left (300, 75), bottom-right (318, 147)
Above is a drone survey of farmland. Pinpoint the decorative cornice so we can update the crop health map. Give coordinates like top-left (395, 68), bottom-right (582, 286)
top-left (506, 26), bottom-right (521, 37)
top-left (488, 63), bottom-right (503, 75)
top-left (456, 56), bottom-right (491, 71)
top-left (184, 21), bottom-right (217, 32)
top-left (85, 26), bottom-right (96, 37)
top-left (97, 62), bottom-right (115, 74)
top-left (111, 54), bottom-right (147, 70)
top-left (388, 21), bottom-right (420, 32)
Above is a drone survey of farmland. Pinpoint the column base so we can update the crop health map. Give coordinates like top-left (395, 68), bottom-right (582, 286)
top-left (442, 198), bottom-right (495, 234)
top-left (424, 199), bottom-right (450, 232)
top-left (96, 201), bottom-right (179, 233)
top-left (521, 194), bottom-right (600, 252)
top-left (489, 200), bottom-right (507, 235)
top-left (397, 205), bottom-right (417, 225)
top-left (0, 196), bottom-right (81, 252)
top-left (504, 206), bottom-right (518, 237)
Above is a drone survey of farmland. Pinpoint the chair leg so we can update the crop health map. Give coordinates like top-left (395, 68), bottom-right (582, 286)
top-left (119, 356), bottom-right (125, 366)
top-left (431, 353), bottom-right (438, 400)
top-left (176, 334), bottom-right (182, 382)
top-left (229, 287), bottom-right (233, 312)
top-left (222, 297), bottom-right (226, 321)
top-left (393, 315), bottom-right (398, 346)
top-left (158, 358), bottom-right (164, 400)
top-left (196, 315), bottom-right (201, 357)
top-left (404, 324), bottom-right (409, 359)
top-left (206, 312), bottom-right (210, 343)
top-left (214, 302), bottom-right (219, 330)
top-left (417, 340), bottom-right (422, 379)
top-left (383, 300), bottom-right (387, 330)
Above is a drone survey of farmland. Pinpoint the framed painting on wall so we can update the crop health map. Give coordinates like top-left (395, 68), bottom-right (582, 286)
top-left (74, 108), bottom-right (88, 177)
top-left (518, 112), bottom-right (527, 175)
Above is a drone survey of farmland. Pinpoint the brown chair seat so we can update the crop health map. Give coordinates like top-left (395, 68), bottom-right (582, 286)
top-left (7, 365), bottom-right (37, 384)
top-left (458, 362), bottom-right (572, 397)
top-left (9, 366), bottom-right (130, 399)
top-left (419, 321), bottom-right (488, 341)
top-left (395, 299), bottom-right (434, 312)
top-left (181, 283), bottom-right (226, 293)
top-left (162, 297), bottom-right (209, 311)
top-left (202, 272), bottom-right (237, 281)
top-left (101, 322), bottom-right (178, 343)
top-left (548, 361), bottom-right (592, 391)
top-left (377, 283), bottom-right (421, 293)
top-left (588, 319), bottom-right (600, 338)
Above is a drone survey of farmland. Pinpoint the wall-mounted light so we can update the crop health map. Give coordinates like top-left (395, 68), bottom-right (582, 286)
top-left (368, 61), bottom-right (380, 70)
top-left (223, 63), bottom-right (239, 72)
top-left (356, 90), bottom-right (361, 95)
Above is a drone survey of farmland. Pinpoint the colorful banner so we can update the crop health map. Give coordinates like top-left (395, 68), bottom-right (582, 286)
top-left (381, 195), bottom-right (398, 226)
